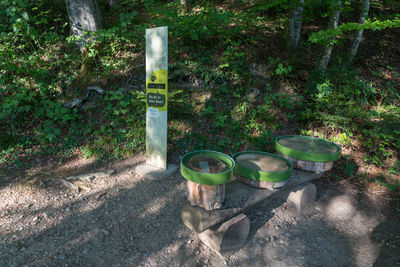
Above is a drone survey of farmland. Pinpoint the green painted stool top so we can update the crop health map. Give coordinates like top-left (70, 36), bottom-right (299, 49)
top-left (276, 135), bottom-right (341, 163)
top-left (233, 151), bottom-right (292, 182)
top-left (181, 150), bottom-right (235, 185)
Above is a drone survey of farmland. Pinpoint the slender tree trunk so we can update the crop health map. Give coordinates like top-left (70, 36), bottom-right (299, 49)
top-left (289, 0), bottom-right (304, 50)
top-left (66, 0), bottom-right (103, 51)
top-left (108, 0), bottom-right (118, 8)
top-left (349, 0), bottom-right (370, 62)
top-left (180, 0), bottom-right (189, 11)
top-left (319, 0), bottom-right (342, 74)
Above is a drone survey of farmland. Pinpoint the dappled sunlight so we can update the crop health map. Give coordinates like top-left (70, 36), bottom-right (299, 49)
top-left (141, 181), bottom-right (186, 216)
top-left (318, 189), bottom-right (386, 266)
top-left (325, 194), bottom-right (356, 221)
top-left (0, 0), bottom-right (399, 265)
top-left (0, 152), bottom-right (204, 266)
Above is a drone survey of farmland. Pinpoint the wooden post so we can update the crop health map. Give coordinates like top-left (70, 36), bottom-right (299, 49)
top-left (145, 26), bottom-right (168, 170)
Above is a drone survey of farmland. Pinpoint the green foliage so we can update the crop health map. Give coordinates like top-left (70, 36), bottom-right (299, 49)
top-left (343, 155), bottom-right (355, 177)
top-left (82, 90), bottom-right (146, 159)
top-left (0, 0), bottom-right (399, 196)
top-left (269, 57), bottom-right (293, 77)
top-left (309, 18), bottom-right (400, 45)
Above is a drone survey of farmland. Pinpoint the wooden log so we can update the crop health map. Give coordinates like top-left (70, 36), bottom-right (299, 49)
top-left (280, 154), bottom-right (334, 172)
top-left (182, 205), bottom-right (242, 233)
top-left (197, 213), bottom-right (250, 257)
top-left (182, 170), bottom-right (323, 232)
top-left (187, 180), bottom-right (225, 211)
top-left (239, 175), bottom-right (289, 189)
top-left (287, 182), bottom-right (317, 214)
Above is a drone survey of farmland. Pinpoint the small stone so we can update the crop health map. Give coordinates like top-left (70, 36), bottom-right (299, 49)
top-left (106, 170), bottom-right (116, 175)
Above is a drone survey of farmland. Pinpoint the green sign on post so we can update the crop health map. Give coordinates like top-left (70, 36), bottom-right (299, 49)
top-left (145, 26), bottom-right (168, 170)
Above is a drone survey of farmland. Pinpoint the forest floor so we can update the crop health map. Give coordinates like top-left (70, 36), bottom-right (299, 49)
top-left (0, 154), bottom-right (399, 266)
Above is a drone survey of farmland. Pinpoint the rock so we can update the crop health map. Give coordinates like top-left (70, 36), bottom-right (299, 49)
top-left (59, 179), bottom-right (78, 192)
top-left (63, 86), bottom-right (106, 109)
top-left (65, 170), bottom-right (115, 182)
top-left (247, 88), bottom-right (260, 101)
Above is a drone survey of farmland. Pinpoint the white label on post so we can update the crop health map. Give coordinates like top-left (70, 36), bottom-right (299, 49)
top-left (147, 107), bottom-right (160, 118)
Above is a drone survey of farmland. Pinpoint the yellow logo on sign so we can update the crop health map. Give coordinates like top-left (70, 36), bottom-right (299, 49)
top-left (146, 69), bottom-right (168, 112)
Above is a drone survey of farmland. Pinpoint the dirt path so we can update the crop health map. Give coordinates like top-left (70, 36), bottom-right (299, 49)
top-left (0, 156), bottom-right (399, 266)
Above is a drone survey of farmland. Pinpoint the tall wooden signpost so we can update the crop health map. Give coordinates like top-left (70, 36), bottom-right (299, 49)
top-left (146, 26), bottom-right (168, 170)
top-left (136, 26), bottom-right (177, 178)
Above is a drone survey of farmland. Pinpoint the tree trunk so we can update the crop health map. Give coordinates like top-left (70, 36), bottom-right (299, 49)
top-left (187, 180), bottom-right (225, 211)
top-left (108, 0), bottom-right (118, 8)
top-left (319, 0), bottom-right (342, 74)
top-left (349, 0), bottom-right (370, 62)
top-left (289, 0), bottom-right (304, 50)
top-left (180, 0), bottom-right (189, 12)
top-left (66, 0), bottom-right (103, 51)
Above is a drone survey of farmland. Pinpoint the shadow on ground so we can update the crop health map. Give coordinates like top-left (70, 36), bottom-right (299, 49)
top-left (1, 159), bottom-right (399, 266)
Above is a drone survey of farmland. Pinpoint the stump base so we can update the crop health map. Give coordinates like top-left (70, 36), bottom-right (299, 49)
top-left (280, 155), bottom-right (333, 172)
top-left (187, 180), bottom-right (225, 211)
top-left (239, 175), bottom-right (289, 189)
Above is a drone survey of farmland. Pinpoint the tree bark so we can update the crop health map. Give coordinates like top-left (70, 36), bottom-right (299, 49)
top-left (66, 0), bottom-right (103, 51)
top-left (349, 0), bottom-right (370, 62)
top-left (108, 0), bottom-right (118, 8)
top-left (197, 213), bottom-right (250, 257)
top-left (319, 0), bottom-right (342, 74)
top-left (187, 180), bottom-right (225, 211)
top-left (180, 0), bottom-right (189, 12)
top-left (289, 0), bottom-right (304, 50)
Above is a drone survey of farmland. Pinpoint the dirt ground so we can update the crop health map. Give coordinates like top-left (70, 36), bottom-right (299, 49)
top-left (0, 155), bottom-right (399, 267)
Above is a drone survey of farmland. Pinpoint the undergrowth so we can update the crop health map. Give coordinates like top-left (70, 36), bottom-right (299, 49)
top-left (0, 0), bottom-right (399, 191)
